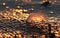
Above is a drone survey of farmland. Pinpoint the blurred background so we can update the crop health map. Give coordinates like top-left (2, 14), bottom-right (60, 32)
top-left (0, 0), bottom-right (60, 38)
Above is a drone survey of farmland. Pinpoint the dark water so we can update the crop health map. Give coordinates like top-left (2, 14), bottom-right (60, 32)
top-left (0, 2), bottom-right (60, 17)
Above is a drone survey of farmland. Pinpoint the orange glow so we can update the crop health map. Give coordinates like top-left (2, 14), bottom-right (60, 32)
top-left (27, 12), bottom-right (47, 23)
top-left (31, 16), bottom-right (44, 22)
top-left (43, 0), bottom-right (49, 2)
